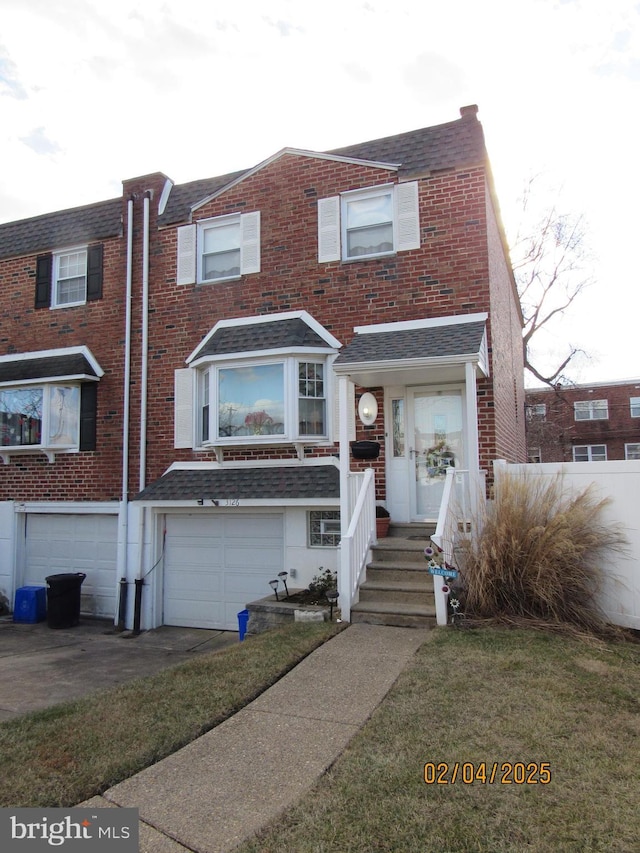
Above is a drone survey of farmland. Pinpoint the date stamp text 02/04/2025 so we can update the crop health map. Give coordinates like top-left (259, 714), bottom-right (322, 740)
top-left (423, 762), bottom-right (552, 785)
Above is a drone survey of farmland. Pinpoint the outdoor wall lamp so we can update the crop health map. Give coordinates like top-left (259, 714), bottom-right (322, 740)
top-left (278, 570), bottom-right (290, 598)
top-left (269, 578), bottom-right (280, 600)
top-left (358, 392), bottom-right (378, 426)
top-left (325, 587), bottom-right (339, 621)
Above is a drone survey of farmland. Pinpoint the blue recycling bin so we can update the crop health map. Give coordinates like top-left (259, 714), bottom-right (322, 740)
top-left (13, 586), bottom-right (47, 623)
top-left (237, 609), bottom-right (249, 641)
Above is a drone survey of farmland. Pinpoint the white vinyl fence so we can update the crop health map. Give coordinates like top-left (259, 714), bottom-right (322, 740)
top-left (494, 460), bottom-right (640, 631)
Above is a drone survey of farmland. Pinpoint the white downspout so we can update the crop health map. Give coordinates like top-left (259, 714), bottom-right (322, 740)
top-left (122, 199), bottom-right (134, 502)
top-left (116, 197), bottom-right (134, 629)
top-left (133, 192), bottom-right (150, 633)
top-left (139, 192), bottom-right (150, 493)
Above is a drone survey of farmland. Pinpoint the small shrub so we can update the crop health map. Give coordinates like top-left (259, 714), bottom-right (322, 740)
top-left (457, 473), bottom-right (627, 632)
top-left (308, 567), bottom-right (338, 596)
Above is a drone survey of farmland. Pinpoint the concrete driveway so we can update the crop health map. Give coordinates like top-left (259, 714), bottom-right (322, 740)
top-left (0, 617), bottom-right (238, 721)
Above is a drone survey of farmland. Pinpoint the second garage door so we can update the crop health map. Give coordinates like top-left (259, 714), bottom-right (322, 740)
top-left (24, 512), bottom-right (118, 619)
top-left (163, 512), bottom-right (284, 630)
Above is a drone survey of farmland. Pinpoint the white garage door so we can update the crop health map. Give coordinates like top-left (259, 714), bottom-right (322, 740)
top-left (24, 513), bottom-right (118, 618)
top-left (163, 513), bottom-right (284, 630)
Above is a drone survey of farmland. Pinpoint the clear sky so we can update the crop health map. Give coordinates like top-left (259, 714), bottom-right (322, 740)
top-left (1, 0), bottom-right (638, 385)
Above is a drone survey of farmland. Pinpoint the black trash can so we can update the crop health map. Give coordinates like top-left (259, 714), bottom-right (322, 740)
top-left (45, 573), bottom-right (86, 628)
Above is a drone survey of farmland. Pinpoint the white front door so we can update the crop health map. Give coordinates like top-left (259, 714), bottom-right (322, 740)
top-left (386, 386), bottom-right (464, 522)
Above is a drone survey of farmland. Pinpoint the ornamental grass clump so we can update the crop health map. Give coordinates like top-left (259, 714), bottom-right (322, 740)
top-left (458, 473), bottom-right (626, 632)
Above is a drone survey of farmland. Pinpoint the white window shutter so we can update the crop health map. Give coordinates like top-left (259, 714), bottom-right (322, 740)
top-left (318, 196), bottom-right (341, 263)
top-left (176, 224), bottom-right (196, 285)
top-left (240, 211), bottom-right (260, 274)
top-left (174, 368), bottom-right (193, 448)
top-left (395, 181), bottom-right (420, 252)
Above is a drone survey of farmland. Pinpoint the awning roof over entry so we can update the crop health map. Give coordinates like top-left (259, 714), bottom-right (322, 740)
top-left (333, 315), bottom-right (488, 386)
top-left (135, 463), bottom-right (340, 504)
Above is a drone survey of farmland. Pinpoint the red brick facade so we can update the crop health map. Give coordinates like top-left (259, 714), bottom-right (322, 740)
top-left (526, 381), bottom-right (640, 462)
top-left (0, 110), bottom-right (526, 506)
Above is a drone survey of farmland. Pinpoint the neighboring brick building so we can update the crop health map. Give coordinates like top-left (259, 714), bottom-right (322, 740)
top-left (525, 380), bottom-right (640, 463)
top-left (0, 105), bottom-right (526, 629)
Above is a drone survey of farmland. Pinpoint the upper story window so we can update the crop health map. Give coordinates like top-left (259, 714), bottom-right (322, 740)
top-left (54, 249), bottom-right (87, 306)
top-left (526, 403), bottom-right (546, 420)
top-left (318, 181), bottom-right (420, 263)
top-left (176, 212), bottom-right (260, 286)
top-left (574, 400), bottom-right (608, 421)
top-left (630, 397), bottom-right (640, 417)
top-left (35, 244), bottom-right (103, 309)
top-left (573, 444), bottom-right (607, 462)
top-left (625, 443), bottom-right (640, 460)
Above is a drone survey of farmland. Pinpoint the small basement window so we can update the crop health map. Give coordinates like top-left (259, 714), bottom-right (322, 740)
top-left (308, 510), bottom-right (341, 547)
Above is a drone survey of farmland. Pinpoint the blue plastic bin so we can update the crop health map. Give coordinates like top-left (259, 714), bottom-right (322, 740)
top-left (13, 586), bottom-right (47, 623)
top-left (237, 608), bottom-right (249, 641)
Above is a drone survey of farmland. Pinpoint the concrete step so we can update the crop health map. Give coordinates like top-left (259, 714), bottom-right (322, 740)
top-left (387, 521), bottom-right (435, 539)
top-left (365, 564), bottom-right (432, 586)
top-left (358, 579), bottom-right (434, 604)
top-left (350, 599), bottom-right (436, 629)
top-left (370, 537), bottom-right (429, 565)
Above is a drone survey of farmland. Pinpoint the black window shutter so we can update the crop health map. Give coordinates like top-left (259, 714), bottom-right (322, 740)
top-left (79, 383), bottom-right (97, 451)
top-left (86, 244), bottom-right (103, 301)
top-left (35, 254), bottom-right (52, 308)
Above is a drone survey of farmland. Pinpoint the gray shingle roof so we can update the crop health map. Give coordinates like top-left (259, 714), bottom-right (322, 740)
top-left (134, 464), bottom-right (340, 502)
top-left (334, 321), bottom-right (486, 366)
top-left (192, 317), bottom-right (334, 361)
top-left (328, 109), bottom-right (486, 178)
top-left (0, 198), bottom-right (122, 261)
top-left (0, 109), bottom-right (486, 252)
top-left (158, 170), bottom-right (247, 227)
top-left (158, 108), bottom-right (486, 226)
top-left (0, 353), bottom-right (100, 384)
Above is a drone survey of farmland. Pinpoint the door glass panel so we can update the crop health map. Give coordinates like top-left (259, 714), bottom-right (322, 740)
top-left (412, 390), bottom-right (463, 519)
top-left (392, 398), bottom-right (405, 457)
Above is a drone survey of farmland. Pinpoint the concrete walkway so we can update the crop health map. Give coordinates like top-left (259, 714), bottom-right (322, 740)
top-left (82, 623), bottom-right (425, 853)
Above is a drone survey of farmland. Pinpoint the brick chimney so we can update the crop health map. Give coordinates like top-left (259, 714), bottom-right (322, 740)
top-left (459, 104), bottom-right (479, 119)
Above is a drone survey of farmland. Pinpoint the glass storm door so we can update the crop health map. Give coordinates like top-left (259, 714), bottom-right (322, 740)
top-left (409, 388), bottom-right (464, 520)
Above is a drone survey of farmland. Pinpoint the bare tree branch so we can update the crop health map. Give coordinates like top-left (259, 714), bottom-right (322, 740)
top-left (510, 178), bottom-right (595, 386)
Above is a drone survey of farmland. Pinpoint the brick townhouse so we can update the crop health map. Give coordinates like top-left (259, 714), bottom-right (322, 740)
top-left (0, 105), bottom-right (526, 630)
top-left (526, 380), bottom-right (640, 463)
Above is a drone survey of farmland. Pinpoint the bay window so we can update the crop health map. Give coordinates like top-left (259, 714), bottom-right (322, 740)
top-left (198, 358), bottom-right (328, 445)
top-left (0, 385), bottom-right (80, 449)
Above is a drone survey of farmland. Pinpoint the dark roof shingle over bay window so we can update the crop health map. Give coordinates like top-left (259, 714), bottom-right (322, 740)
top-left (134, 464), bottom-right (340, 503)
top-left (0, 349), bottom-right (102, 384)
top-left (192, 317), bottom-right (332, 361)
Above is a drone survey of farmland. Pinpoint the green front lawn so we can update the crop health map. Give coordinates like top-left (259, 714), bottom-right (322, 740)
top-left (238, 625), bottom-right (640, 853)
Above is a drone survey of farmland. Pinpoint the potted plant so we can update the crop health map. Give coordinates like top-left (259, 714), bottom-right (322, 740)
top-left (375, 504), bottom-right (391, 538)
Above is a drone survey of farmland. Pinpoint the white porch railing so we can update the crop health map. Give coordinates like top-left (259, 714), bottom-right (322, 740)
top-left (338, 468), bottom-right (376, 622)
top-left (431, 467), bottom-right (485, 625)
